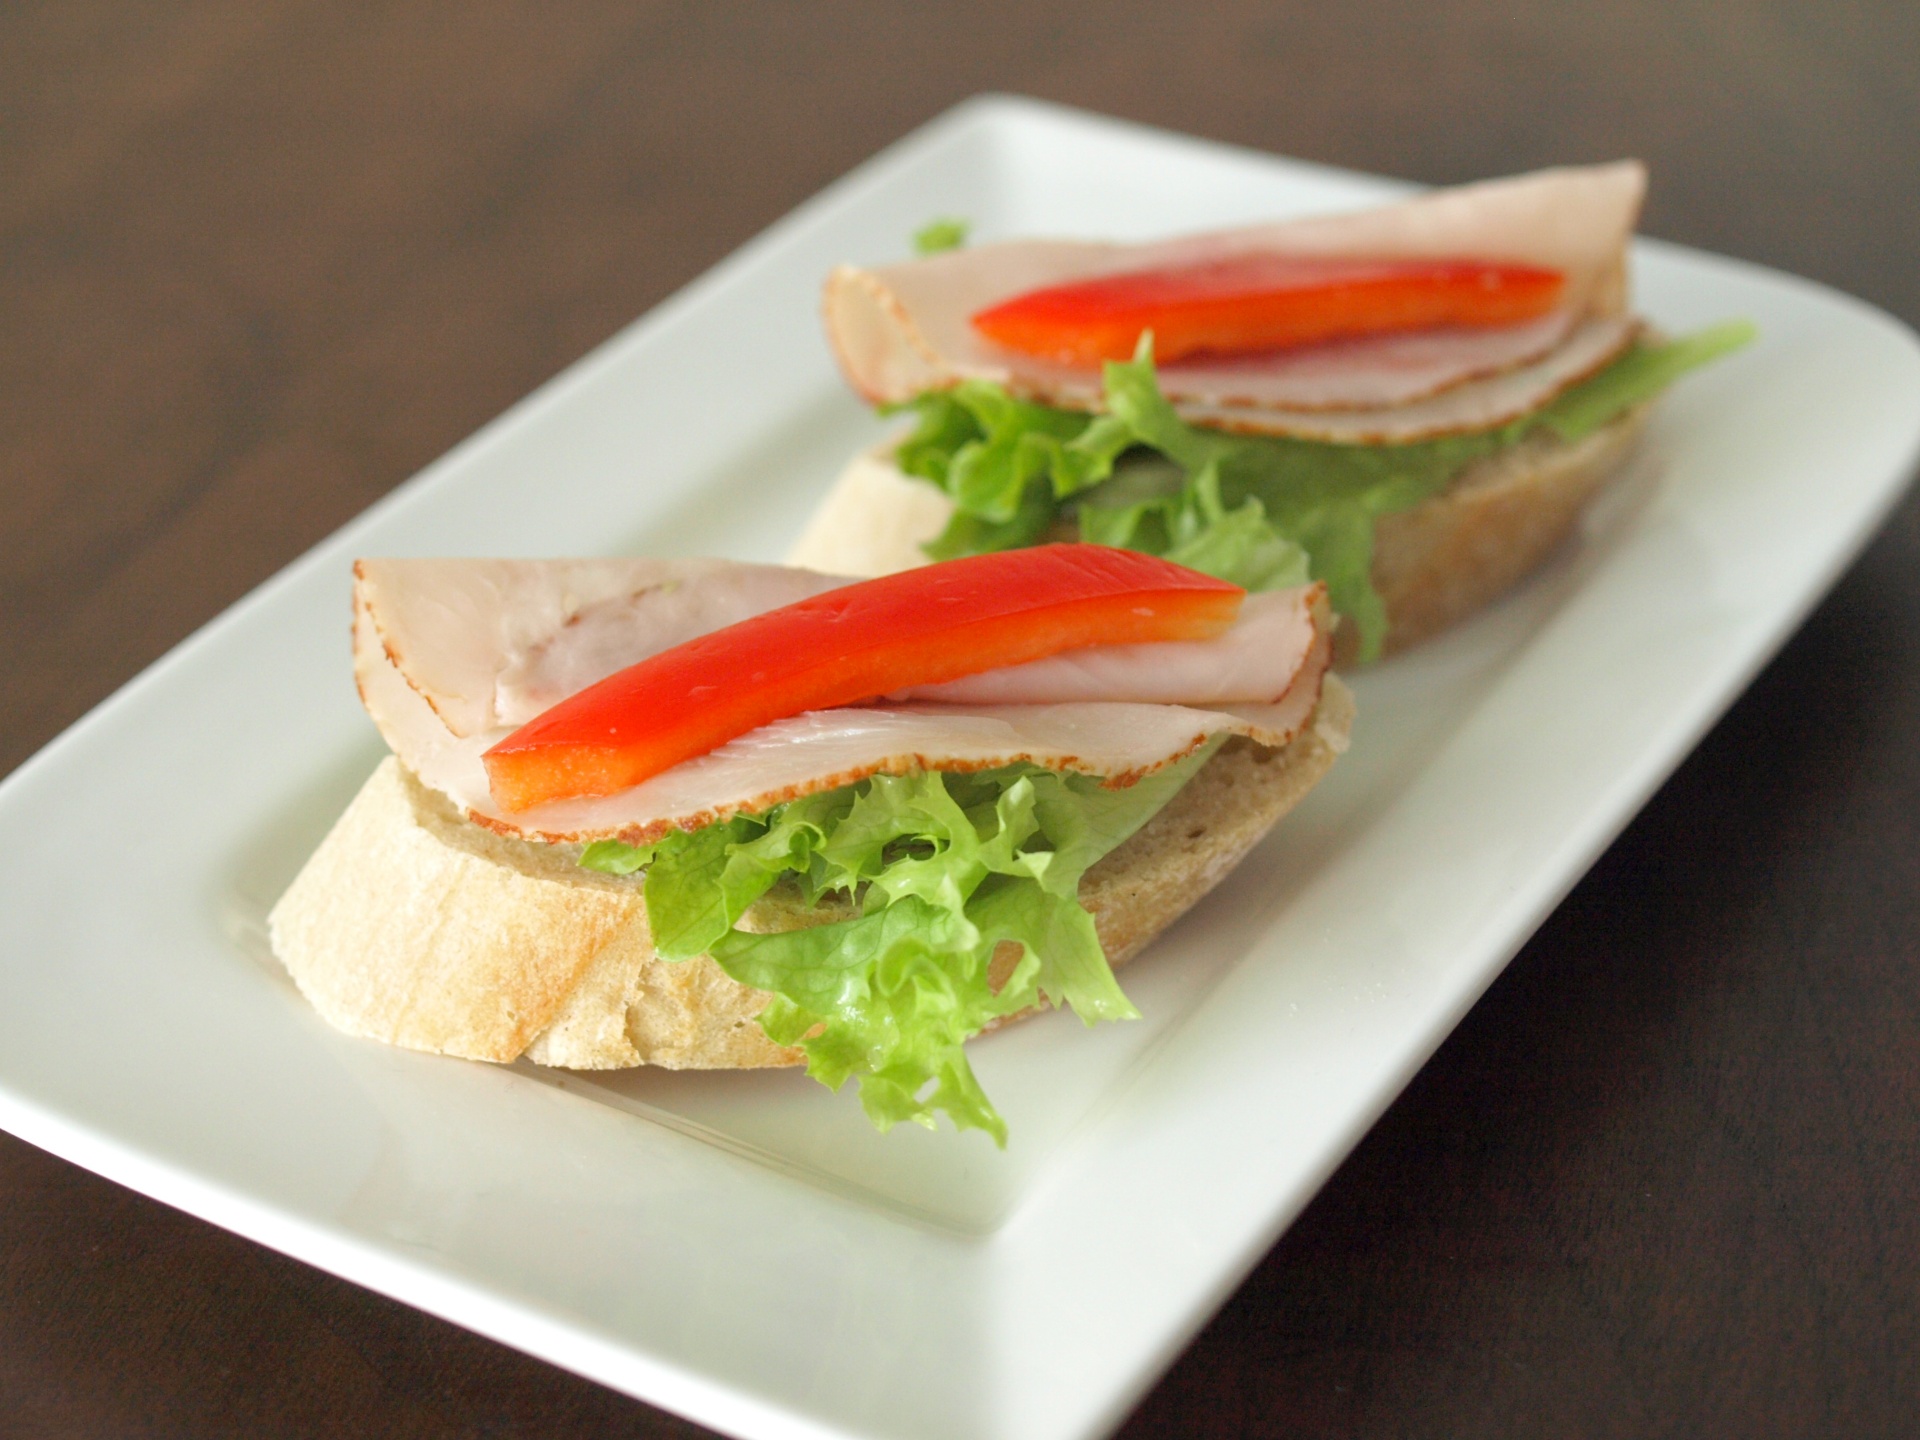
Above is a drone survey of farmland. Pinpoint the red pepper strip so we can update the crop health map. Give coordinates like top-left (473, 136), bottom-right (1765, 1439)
top-left (970, 254), bottom-right (1566, 367)
top-left (482, 546), bottom-right (1244, 813)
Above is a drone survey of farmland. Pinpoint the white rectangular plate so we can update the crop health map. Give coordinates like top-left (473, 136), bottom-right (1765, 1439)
top-left (2, 96), bottom-right (1916, 1440)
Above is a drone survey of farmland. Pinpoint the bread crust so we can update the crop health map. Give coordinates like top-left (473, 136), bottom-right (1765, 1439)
top-left (786, 408), bottom-right (1648, 659)
top-left (269, 679), bottom-right (1352, 1071)
top-left (1363, 405), bottom-right (1647, 659)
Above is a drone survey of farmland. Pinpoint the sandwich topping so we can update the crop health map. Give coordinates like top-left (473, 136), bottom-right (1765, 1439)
top-left (481, 546), bottom-right (1245, 812)
top-left (819, 162), bottom-right (1753, 661)
top-left (824, 162), bottom-right (1648, 434)
top-left (970, 254), bottom-right (1567, 367)
top-left (355, 555), bottom-right (1332, 844)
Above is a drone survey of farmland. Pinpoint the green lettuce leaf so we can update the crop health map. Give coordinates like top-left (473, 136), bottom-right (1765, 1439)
top-left (1533, 319), bottom-right (1756, 441)
top-left (892, 325), bottom-right (1751, 661)
top-left (590, 743), bottom-right (1220, 1144)
top-left (912, 217), bottom-right (971, 255)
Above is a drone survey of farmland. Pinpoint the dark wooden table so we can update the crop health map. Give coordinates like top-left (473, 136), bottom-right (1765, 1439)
top-left (4, 3), bottom-right (1916, 1435)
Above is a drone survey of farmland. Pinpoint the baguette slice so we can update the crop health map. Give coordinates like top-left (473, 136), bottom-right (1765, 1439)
top-left (269, 678), bottom-right (1352, 1071)
top-left (787, 406), bottom-right (1647, 661)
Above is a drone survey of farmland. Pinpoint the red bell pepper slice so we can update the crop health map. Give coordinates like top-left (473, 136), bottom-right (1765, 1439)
top-left (970, 254), bottom-right (1565, 366)
top-left (483, 546), bottom-right (1244, 813)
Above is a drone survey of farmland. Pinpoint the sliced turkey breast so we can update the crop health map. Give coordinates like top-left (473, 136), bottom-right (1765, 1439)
top-left (823, 161), bottom-right (1645, 438)
top-left (352, 557), bottom-right (1334, 845)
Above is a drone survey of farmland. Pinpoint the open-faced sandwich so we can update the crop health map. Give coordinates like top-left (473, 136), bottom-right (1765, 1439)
top-left (270, 547), bottom-right (1350, 1141)
top-left (795, 162), bottom-right (1751, 661)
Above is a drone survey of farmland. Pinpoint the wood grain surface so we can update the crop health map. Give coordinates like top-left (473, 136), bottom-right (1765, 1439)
top-left (3, 2), bottom-right (1917, 1436)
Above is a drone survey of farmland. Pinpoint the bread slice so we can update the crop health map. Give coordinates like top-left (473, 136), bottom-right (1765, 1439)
top-left (786, 407), bottom-right (1647, 661)
top-left (268, 677), bottom-right (1353, 1071)
top-left (1366, 404), bottom-right (1647, 656)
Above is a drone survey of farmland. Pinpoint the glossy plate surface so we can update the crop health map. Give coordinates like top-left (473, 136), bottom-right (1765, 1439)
top-left (1, 96), bottom-right (1916, 1440)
